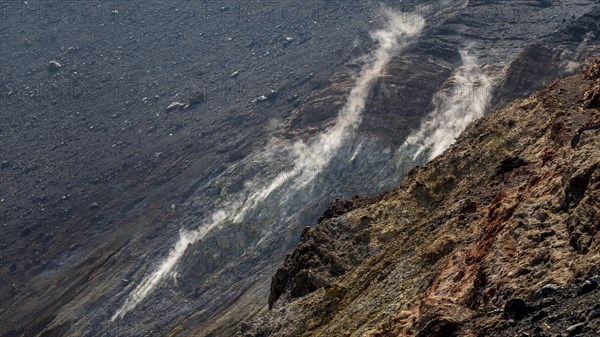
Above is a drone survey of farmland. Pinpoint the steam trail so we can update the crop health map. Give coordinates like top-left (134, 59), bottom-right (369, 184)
top-left (397, 50), bottom-right (491, 163)
top-left (112, 10), bottom-right (424, 321)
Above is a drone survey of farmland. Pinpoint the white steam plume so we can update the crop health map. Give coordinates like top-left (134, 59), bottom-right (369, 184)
top-left (111, 10), bottom-right (424, 321)
top-left (397, 50), bottom-right (491, 162)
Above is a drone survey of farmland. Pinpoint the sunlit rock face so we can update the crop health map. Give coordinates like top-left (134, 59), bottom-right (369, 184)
top-left (244, 58), bottom-right (600, 337)
top-left (1, 1), bottom-right (599, 337)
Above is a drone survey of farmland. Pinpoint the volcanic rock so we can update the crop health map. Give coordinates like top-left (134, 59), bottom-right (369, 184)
top-left (240, 59), bottom-right (600, 337)
top-left (47, 60), bottom-right (62, 71)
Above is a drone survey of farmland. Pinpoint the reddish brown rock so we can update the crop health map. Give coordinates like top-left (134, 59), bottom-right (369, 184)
top-left (240, 59), bottom-right (600, 337)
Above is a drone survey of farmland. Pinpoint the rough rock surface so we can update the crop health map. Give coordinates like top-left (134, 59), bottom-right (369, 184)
top-left (1, 1), bottom-right (599, 336)
top-left (269, 196), bottom-right (381, 310)
top-left (241, 60), bottom-right (600, 336)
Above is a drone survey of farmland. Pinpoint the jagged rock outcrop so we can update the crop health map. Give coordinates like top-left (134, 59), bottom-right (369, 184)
top-left (269, 196), bottom-right (381, 310)
top-left (240, 60), bottom-right (600, 336)
top-left (583, 58), bottom-right (600, 109)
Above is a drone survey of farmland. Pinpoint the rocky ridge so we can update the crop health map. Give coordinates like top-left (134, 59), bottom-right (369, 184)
top-left (242, 59), bottom-right (600, 336)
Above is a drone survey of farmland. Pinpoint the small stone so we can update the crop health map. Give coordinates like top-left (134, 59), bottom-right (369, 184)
top-left (546, 314), bottom-right (559, 323)
top-left (254, 95), bottom-right (268, 103)
top-left (239, 322), bottom-right (251, 333)
top-left (267, 90), bottom-right (277, 100)
top-left (496, 156), bottom-right (527, 175)
top-left (566, 323), bottom-right (585, 336)
top-left (533, 210), bottom-right (549, 222)
top-left (587, 309), bottom-right (599, 321)
top-left (531, 310), bottom-right (548, 323)
top-left (504, 298), bottom-right (530, 320)
top-left (166, 102), bottom-right (188, 111)
top-left (533, 284), bottom-right (560, 299)
top-left (90, 202), bottom-right (99, 209)
top-left (577, 277), bottom-right (597, 296)
top-left (187, 92), bottom-right (204, 106)
top-left (47, 60), bottom-right (62, 71)
top-left (460, 198), bottom-right (477, 213)
top-left (414, 317), bottom-right (461, 337)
